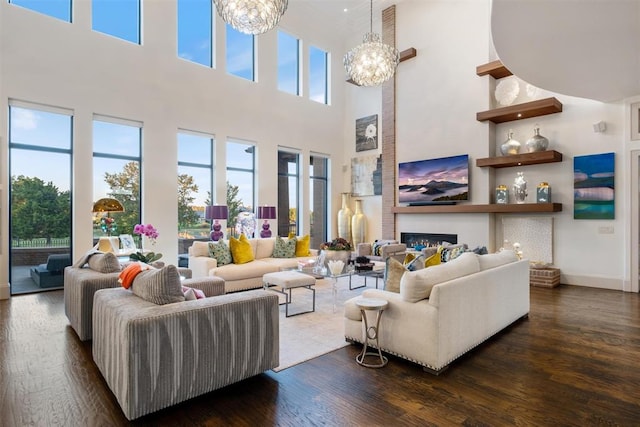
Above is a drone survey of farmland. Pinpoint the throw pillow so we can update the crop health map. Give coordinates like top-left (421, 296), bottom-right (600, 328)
top-left (131, 264), bottom-right (185, 305)
top-left (182, 286), bottom-right (205, 300)
top-left (477, 249), bottom-right (518, 271)
top-left (294, 234), bottom-right (311, 257)
top-left (208, 240), bottom-right (232, 266)
top-left (229, 234), bottom-right (255, 264)
top-left (401, 252), bottom-right (480, 302)
top-left (118, 261), bottom-right (154, 289)
top-left (438, 243), bottom-right (468, 263)
top-left (273, 236), bottom-right (297, 258)
top-left (405, 254), bottom-right (425, 271)
top-left (384, 257), bottom-right (406, 293)
top-left (372, 241), bottom-right (389, 257)
top-left (87, 252), bottom-right (121, 273)
top-left (424, 252), bottom-right (441, 268)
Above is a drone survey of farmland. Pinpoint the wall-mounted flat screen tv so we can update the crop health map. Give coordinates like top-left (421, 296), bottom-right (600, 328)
top-left (398, 154), bottom-right (469, 205)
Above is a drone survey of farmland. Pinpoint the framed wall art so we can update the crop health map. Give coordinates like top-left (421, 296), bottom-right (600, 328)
top-left (355, 114), bottom-right (378, 152)
top-left (574, 152), bottom-right (615, 220)
top-left (351, 154), bottom-right (382, 196)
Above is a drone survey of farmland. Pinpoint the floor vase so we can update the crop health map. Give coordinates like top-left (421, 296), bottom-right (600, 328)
top-left (351, 199), bottom-right (366, 247)
top-left (337, 193), bottom-right (352, 242)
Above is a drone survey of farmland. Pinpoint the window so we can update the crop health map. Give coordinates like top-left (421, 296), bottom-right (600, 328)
top-left (227, 140), bottom-right (255, 236)
top-left (8, 0), bottom-right (71, 22)
top-left (177, 0), bottom-right (213, 67)
top-left (277, 150), bottom-right (300, 237)
top-left (226, 24), bottom-right (255, 81)
top-left (278, 30), bottom-right (300, 95)
top-left (177, 131), bottom-right (214, 244)
top-left (92, 117), bottom-right (142, 243)
top-left (309, 46), bottom-right (329, 104)
top-left (9, 102), bottom-right (73, 294)
top-left (92, 0), bottom-right (140, 44)
top-left (309, 154), bottom-right (328, 248)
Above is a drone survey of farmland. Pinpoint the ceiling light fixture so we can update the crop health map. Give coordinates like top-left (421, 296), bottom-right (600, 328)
top-left (213, 0), bottom-right (288, 35)
top-left (343, 0), bottom-right (400, 86)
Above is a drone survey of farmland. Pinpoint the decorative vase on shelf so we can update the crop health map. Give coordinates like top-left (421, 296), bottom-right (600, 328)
top-left (351, 199), bottom-right (367, 247)
top-left (513, 172), bottom-right (528, 204)
top-left (525, 124), bottom-right (549, 152)
top-left (337, 193), bottom-right (352, 242)
top-left (500, 129), bottom-right (521, 156)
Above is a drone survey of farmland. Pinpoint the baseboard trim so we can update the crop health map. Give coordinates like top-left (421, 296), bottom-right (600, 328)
top-left (0, 283), bottom-right (10, 300)
top-left (560, 274), bottom-right (624, 291)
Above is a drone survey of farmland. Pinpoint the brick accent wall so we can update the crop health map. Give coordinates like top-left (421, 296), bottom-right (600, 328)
top-left (381, 5), bottom-right (397, 240)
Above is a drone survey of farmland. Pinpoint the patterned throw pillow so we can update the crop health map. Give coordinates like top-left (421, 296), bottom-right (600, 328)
top-left (273, 236), bottom-right (297, 258)
top-left (131, 265), bottom-right (185, 305)
top-left (229, 234), bottom-right (255, 264)
top-left (87, 252), bottom-right (121, 273)
top-left (438, 244), bottom-right (469, 263)
top-left (208, 240), bottom-right (232, 266)
top-left (372, 241), bottom-right (389, 257)
top-left (384, 257), bottom-right (407, 293)
top-left (404, 253), bottom-right (425, 271)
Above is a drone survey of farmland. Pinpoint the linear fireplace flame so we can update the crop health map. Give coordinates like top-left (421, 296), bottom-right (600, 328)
top-left (401, 232), bottom-right (458, 249)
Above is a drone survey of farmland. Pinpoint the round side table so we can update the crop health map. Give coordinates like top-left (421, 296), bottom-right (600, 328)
top-left (355, 297), bottom-right (389, 368)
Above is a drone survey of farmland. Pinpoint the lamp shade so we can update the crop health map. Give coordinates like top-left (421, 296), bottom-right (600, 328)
top-left (257, 206), bottom-right (276, 219)
top-left (92, 198), bottom-right (124, 213)
top-left (205, 205), bottom-right (228, 220)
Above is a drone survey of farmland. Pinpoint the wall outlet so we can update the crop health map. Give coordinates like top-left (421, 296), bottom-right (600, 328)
top-left (598, 226), bottom-right (614, 234)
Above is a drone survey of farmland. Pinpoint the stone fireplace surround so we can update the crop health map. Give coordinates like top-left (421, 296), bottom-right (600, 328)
top-left (400, 233), bottom-right (458, 249)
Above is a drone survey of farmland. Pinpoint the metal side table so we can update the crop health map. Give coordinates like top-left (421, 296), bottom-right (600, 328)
top-left (355, 297), bottom-right (389, 368)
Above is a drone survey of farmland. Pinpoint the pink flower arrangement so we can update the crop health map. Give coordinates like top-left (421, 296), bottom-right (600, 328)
top-left (133, 223), bottom-right (159, 245)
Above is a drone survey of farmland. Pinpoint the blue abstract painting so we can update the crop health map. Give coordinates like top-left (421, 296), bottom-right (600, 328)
top-left (574, 152), bottom-right (615, 220)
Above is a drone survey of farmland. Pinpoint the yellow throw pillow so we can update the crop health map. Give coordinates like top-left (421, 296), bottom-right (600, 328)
top-left (288, 231), bottom-right (296, 239)
top-left (403, 252), bottom-right (416, 265)
top-left (294, 234), bottom-right (311, 257)
top-left (425, 252), bottom-right (441, 267)
top-left (229, 234), bottom-right (255, 264)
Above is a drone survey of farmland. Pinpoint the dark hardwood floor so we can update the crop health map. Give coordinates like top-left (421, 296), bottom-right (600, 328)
top-left (1, 285), bottom-right (639, 426)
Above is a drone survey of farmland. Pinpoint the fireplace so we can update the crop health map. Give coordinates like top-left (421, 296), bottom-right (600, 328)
top-left (401, 232), bottom-right (457, 249)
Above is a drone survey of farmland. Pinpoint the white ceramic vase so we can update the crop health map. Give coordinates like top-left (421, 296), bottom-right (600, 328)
top-left (337, 193), bottom-right (352, 242)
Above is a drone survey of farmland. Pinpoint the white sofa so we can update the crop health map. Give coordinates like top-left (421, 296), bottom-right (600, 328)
top-left (188, 237), bottom-right (317, 293)
top-left (344, 250), bottom-right (530, 374)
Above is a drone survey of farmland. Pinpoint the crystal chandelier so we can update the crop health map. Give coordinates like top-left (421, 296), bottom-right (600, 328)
top-left (343, 0), bottom-right (400, 86)
top-left (213, 0), bottom-right (288, 35)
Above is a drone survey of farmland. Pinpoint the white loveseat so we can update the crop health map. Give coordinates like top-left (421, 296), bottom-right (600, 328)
top-left (188, 237), bottom-right (317, 293)
top-left (344, 250), bottom-right (529, 374)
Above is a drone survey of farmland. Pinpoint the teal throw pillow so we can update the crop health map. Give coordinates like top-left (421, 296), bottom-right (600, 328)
top-left (208, 240), bottom-right (232, 266)
top-left (273, 236), bottom-right (297, 258)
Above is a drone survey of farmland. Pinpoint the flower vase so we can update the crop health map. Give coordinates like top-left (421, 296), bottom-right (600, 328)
top-left (513, 172), bottom-right (528, 204)
top-left (337, 193), bottom-right (352, 242)
top-left (351, 199), bottom-right (367, 247)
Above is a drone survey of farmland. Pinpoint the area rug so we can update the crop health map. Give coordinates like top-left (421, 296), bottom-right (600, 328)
top-left (272, 274), bottom-right (377, 372)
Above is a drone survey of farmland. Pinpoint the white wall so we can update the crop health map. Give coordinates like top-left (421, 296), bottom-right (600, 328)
top-left (0, 1), bottom-right (349, 297)
top-left (343, 0), bottom-right (629, 290)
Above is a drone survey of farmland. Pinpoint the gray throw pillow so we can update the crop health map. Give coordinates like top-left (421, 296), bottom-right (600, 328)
top-left (273, 236), bottom-right (296, 258)
top-left (208, 240), bottom-right (232, 266)
top-left (131, 264), bottom-right (185, 305)
top-left (87, 252), bottom-right (121, 273)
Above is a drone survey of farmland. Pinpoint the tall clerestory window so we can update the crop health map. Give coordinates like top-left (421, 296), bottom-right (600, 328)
top-left (177, 131), bottom-right (214, 246)
top-left (277, 30), bottom-right (300, 95)
top-left (177, 0), bottom-right (213, 67)
top-left (7, 0), bottom-right (71, 22)
top-left (309, 46), bottom-right (329, 104)
top-left (8, 102), bottom-right (73, 295)
top-left (226, 140), bottom-right (255, 236)
top-left (309, 154), bottom-right (328, 248)
top-left (92, 116), bottom-right (142, 244)
top-left (92, 0), bottom-right (141, 44)
top-left (277, 150), bottom-right (300, 237)
top-left (226, 24), bottom-right (255, 81)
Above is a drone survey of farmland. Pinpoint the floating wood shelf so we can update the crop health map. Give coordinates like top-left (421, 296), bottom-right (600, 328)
top-left (477, 97), bottom-right (563, 123)
top-left (476, 150), bottom-right (563, 168)
top-left (392, 203), bottom-right (562, 214)
top-left (476, 60), bottom-right (512, 79)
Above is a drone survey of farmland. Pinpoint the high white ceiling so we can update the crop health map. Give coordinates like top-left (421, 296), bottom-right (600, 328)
top-left (291, 0), bottom-right (640, 102)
